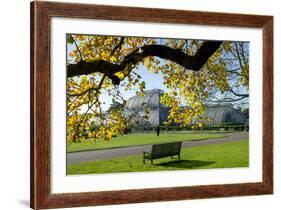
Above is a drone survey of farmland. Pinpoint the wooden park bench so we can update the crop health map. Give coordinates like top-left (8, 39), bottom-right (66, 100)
top-left (143, 141), bottom-right (182, 164)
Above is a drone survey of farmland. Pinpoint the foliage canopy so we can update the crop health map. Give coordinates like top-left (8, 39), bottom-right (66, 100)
top-left (66, 34), bottom-right (249, 142)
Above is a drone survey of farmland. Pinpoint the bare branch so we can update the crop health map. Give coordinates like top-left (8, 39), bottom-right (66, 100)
top-left (67, 75), bottom-right (106, 112)
top-left (228, 68), bottom-right (242, 76)
top-left (110, 37), bottom-right (125, 56)
top-left (228, 87), bottom-right (249, 97)
top-left (70, 35), bottom-right (84, 61)
top-left (234, 43), bottom-right (244, 68)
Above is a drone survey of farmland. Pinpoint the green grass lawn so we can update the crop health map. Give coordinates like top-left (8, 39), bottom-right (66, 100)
top-left (67, 133), bottom-right (225, 153)
top-left (67, 140), bottom-right (248, 175)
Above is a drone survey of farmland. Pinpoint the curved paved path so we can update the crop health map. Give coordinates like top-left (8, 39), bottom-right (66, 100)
top-left (67, 132), bottom-right (248, 165)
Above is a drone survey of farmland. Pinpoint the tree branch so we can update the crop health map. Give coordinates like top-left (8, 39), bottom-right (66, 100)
top-left (67, 75), bottom-right (106, 113)
top-left (228, 87), bottom-right (249, 97)
top-left (71, 35), bottom-right (84, 61)
top-left (67, 41), bottom-right (222, 85)
top-left (110, 37), bottom-right (125, 56)
top-left (235, 42), bottom-right (244, 68)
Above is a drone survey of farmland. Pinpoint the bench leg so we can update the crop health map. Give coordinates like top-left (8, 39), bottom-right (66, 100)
top-left (151, 159), bottom-right (153, 165)
top-left (143, 155), bottom-right (145, 164)
top-left (178, 154), bottom-right (180, 160)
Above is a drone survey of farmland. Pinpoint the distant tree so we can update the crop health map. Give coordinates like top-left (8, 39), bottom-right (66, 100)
top-left (107, 99), bottom-right (124, 113)
top-left (242, 108), bottom-right (249, 119)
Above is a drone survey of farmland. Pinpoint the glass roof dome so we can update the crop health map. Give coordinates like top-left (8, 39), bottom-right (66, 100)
top-left (123, 89), bottom-right (168, 127)
top-left (123, 89), bottom-right (246, 127)
top-left (190, 104), bottom-right (246, 125)
top-left (125, 89), bottom-right (165, 110)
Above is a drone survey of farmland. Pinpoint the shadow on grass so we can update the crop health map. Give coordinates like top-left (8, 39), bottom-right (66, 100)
top-left (155, 159), bottom-right (215, 169)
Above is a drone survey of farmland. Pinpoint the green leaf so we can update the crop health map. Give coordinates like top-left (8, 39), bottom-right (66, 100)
top-left (67, 35), bottom-right (74, 44)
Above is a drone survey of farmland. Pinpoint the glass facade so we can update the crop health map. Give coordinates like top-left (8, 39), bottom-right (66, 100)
top-left (123, 89), bottom-right (246, 127)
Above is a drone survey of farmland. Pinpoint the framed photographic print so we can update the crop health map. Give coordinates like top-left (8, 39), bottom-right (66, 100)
top-left (30, 1), bottom-right (273, 209)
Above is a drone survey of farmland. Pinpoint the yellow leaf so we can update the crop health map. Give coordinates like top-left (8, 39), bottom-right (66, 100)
top-left (69, 52), bottom-right (75, 57)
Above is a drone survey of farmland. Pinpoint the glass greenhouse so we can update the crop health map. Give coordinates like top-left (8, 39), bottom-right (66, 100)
top-left (123, 89), bottom-right (246, 128)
